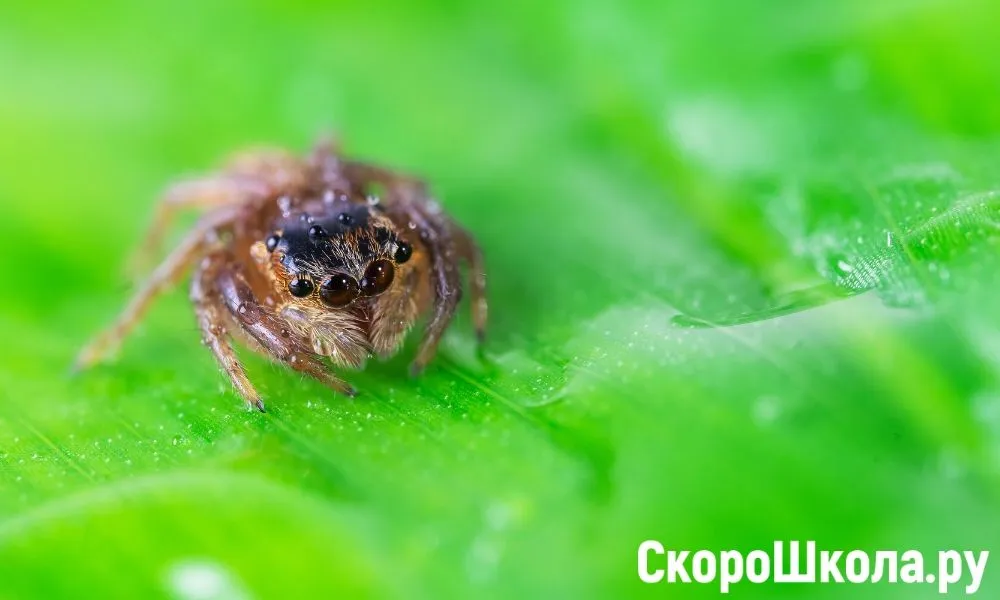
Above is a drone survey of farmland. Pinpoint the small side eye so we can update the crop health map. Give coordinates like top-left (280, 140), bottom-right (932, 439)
top-left (320, 274), bottom-right (360, 307)
top-left (288, 278), bottom-right (315, 298)
top-left (361, 259), bottom-right (395, 297)
top-left (394, 241), bottom-right (413, 264)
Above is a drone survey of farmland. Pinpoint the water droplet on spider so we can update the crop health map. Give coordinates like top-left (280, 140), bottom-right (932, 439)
top-left (277, 195), bottom-right (292, 217)
top-left (366, 194), bottom-right (380, 206)
top-left (408, 221), bottom-right (417, 229)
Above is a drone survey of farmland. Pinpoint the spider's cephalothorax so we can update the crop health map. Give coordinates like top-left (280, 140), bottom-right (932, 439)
top-left (75, 140), bottom-right (487, 412)
top-left (254, 194), bottom-right (428, 367)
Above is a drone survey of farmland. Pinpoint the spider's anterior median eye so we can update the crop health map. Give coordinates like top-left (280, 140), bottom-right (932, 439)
top-left (394, 241), bottom-right (413, 264)
top-left (288, 278), bottom-right (315, 298)
top-left (320, 274), bottom-right (360, 307)
top-left (361, 259), bottom-right (395, 297)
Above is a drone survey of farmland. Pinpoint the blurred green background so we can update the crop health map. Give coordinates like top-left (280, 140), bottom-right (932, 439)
top-left (1, 0), bottom-right (1000, 598)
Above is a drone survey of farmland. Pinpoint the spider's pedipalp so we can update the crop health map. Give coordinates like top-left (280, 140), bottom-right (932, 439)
top-left (214, 258), bottom-right (357, 398)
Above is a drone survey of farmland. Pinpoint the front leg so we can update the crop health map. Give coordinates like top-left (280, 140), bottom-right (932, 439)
top-left (126, 175), bottom-right (270, 278)
top-left (74, 207), bottom-right (240, 372)
top-left (191, 254), bottom-right (265, 411)
top-left (454, 226), bottom-right (488, 343)
top-left (213, 258), bottom-right (358, 398)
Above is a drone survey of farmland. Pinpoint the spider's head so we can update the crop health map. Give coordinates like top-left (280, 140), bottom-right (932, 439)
top-left (258, 200), bottom-right (414, 311)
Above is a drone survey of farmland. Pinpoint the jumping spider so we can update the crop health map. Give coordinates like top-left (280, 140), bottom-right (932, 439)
top-left (75, 140), bottom-right (487, 411)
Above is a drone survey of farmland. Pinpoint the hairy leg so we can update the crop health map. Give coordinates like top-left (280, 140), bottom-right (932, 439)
top-left (222, 147), bottom-right (313, 191)
top-left (406, 205), bottom-right (463, 375)
top-left (127, 175), bottom-right (272, 277)
top-left (213, 259), bottom-right (358, 398)
top-left (129, 148), bottom-right (314, 277)
top-left (191, 255), bottom-right (264, 411)
top-left (454, 227), bottom-right (488, 342)
top-left (307, 136), bottom-right (353, 191)
top-left (74, 208), bottom-right (239, 371)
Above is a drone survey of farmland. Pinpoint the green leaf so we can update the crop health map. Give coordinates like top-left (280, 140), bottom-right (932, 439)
top-left (1, 0), bottom-right (999, 598)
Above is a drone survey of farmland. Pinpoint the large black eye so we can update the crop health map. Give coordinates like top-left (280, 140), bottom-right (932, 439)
top-left (320, 274), bottom-right (360, 307)
top-left (288, 278), bottom-right (315, 298)
top-left (394, 241), bottom-right (412, 264)
top-left (361, 259), bottom-right (395, 296)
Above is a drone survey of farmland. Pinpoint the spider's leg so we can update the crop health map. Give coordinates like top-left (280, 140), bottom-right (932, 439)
top-left (340, 160), bottom-right (425, 200)
top-left (126, 175), bottom-right (271, 278)
top-left (454, 227), bottom-right (488, 343)
top-left (221, 147), bottom-right (314, 191)
top-left (407, 208), bottom-right (463, 375)
top-left (129, 147), bottom-right (316, 277)
top-left (214, 260), bottom-right (358, 398)
top-left (306, 136), bottom-right (353, 190)
top-left (74, 208), bottom-right (238, 372)
top-left (191, 253), bottom-right (264, 411)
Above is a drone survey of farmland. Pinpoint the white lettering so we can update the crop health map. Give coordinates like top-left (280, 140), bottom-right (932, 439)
top-left (964, 551), bottom-right (989, 594)
top-left (719, 550), bottom-right (744, 594)
top-left (746, 550), bottom-right (770, 584)
top-left (637, 541), bottom-right (664, 583)
top-left (667, 550), bottom-right (691, 583)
